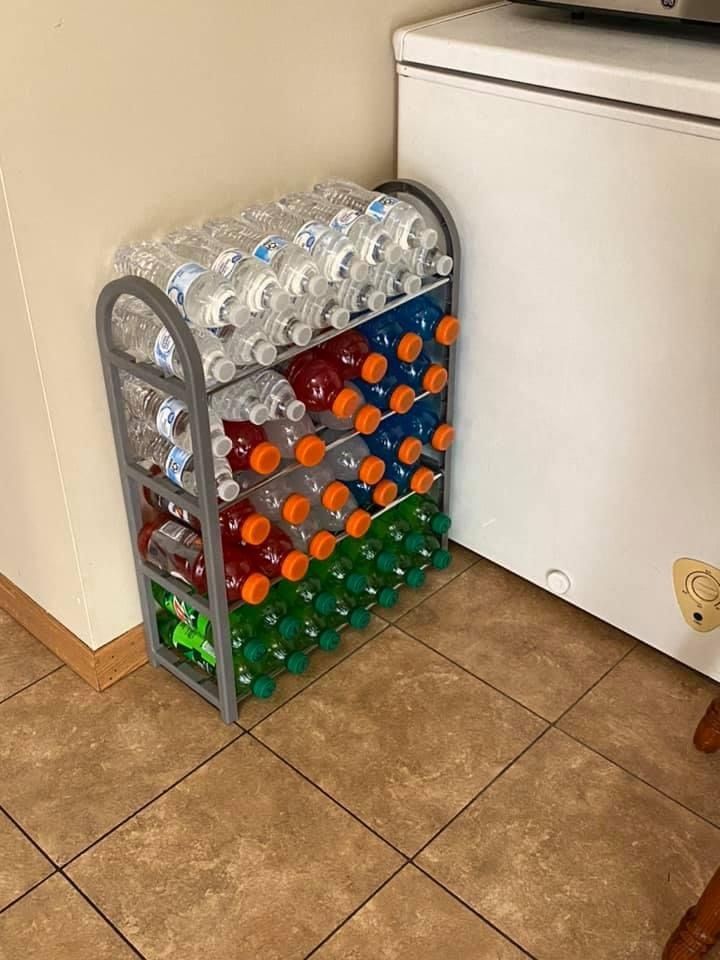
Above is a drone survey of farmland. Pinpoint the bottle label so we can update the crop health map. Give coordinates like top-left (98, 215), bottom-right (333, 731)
top-left (156, 398), bottom-right (186, 442)
top-left (153, 329), bottom-right (176, 376)
top-left (158, 519), bottom-right (197, 544)
top-left (163, 446), bottom-right (193, 489)
top-left (330, 207), bottom-right (361, 235)
top-left (365, 195), bottom-right (399, 223)
top-left (166, 262), bottom-right (206, 318)
top-left (199, 639), bottom-right (216, 667)
top-left (170, 594), bottom-right (197, 627)
top-left (212, 247), bottom-right (247, 279)
top-left (293, 220), bottom-right (326, 254)
top-left (165, 499), bottom-right (193, 524)
top-left (252, 235), bottom-right (288, 264)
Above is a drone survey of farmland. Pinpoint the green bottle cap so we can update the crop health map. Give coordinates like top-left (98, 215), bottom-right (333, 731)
top-left (376, 551), bottom-right (399, 575)
top-left (314, 592), bottom-right (336, 616)
top-left (405, 567), bottom-right (426, 589)
top-left (318, 628), bottom-right (341, 651)
top-left (430, 512), bottom-right (452, 536)
top-left (250, 675), bottom-right (276, 699)
top-left (278, 616), bottom-right (301, 642)
top-left (243, 640), bottom-right (267, 663)
top-left (349, 607), bottom-right (371, 630)
top-left (377, 587), bottom-right (399, 608)
top-left (345, 572), bottom-right (368, 595)
top-left (287, 651), bottom-right (309, 675)
top-left (404, 532), bottom-right (426, 554)
top-left (432, 549), bottom-right (452, 570)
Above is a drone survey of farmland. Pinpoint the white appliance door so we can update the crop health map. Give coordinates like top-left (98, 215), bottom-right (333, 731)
top-left (398, 66), bottom-right (720, 677)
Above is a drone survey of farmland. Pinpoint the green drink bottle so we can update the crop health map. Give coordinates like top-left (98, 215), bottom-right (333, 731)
top-left (321, 583), bottom-right (372, 631)
top-left (370, 511), bottom-right (414, 547)
top-left (310, 555), bottom-right (367, 599)
top-left (153, 584), bottom-right (202, 630)
top-left (397, 494), bottom-right (452, 537)
top-left (263, 631), bottom-right (311, 675)
top-left (361, 571), bottom-right (399, 609)
top-left (276, 575), bottom-right (336, 618)
top-left (187, 613), bottom-right (266, 664)
top-left (229, 596), bottom-right (302, 655)
top-left (337, 536), bottom-right (385, 570)
top-left (404, 531), bottom-right (452, 570)
top-left (376, 549), bottom-right (427, 589)
top-left (294, 609), bottom-right (341, 652)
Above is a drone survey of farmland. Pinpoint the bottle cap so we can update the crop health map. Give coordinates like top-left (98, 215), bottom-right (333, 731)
top-left (410, 466), bottom-right (435, 495)
top-left (280, 550), bottom-right (310, 582)
top-left (241, 573), bottom-right (270, 605)
top-left (358, 455), bottom-right (385, 486)
top-left (243, 640), bottom-right (267, 663)
top-left (377, 587), bottom-right (399, 608)
top-left (318, 628), bottom-right (341, 651)
top-left (295, 434), bottom-right (326, 467)
top-left (435, 254), bottom-right (453, 276)
top-left (430, 512), bottom-right (452, 536)
top-left (253, 341), bottom-right (279, 367)
top-left (376, 551), bottom-right (399, 575)
top-left (348, 607), bottom-right (371, 630)
top-left (321, 481), bottom-right (350, 512)
top-left (346, 572), bottom-right (368, 595)
top-left (282, 493), bottom-right (311, 525)
top-left (286, 651), bottom-right (309, 675)
top-left (350, 258), bottom-right (370, 282)
top-left (212, 434), bottom-right (233, 458)
top-left (419, 227), bottom-right (439, 249)
top-left (284, 399), bottom-right (306, 423)
top-left (366, 289), bottom-right (387, 312)
top-left (389, 385), bottom-right (415, 414)
top-left (217, 478), bottom-right (241, 502)
top-left (398, 437), bottom-right (422, 465)
top-left (396, 332), bottom-right (423, 363)
top-left (405, 532), bottom-right (426, 554)
top-left (211, 357), bottom-right (237, 384)
top-left (345, 509), bottom-right (372, 538)
top-left (354, 404), bottom-right (381, 435)
top-left (249, 402), bottom-right (271, 426)
top-left (314, 592), bottom-right (337, 616)
top-left (404, 274), bottom-right (422, 295)
top-left (332, 387), bottom-right (362, 420)
top-left (405, 567), bottom-right (426, 589)
top-left (241, 513), bottom-right (271, 546)
top-left (431, 424), bottom-right (455, 452)
top-left (249, 442), bottom-right (282, 475)
top-left (432, 548), bottom-right (452, 570)
top-left (330, 305), bottom-right (350, 329)
top-left (360, 352), bottom-right (388, 384)
top-left (421, 364), bottom-right (448, 395)
top-left (290, 322), bottom-right (313, 347)
top-left (309, 530), bottom-right (336, 560)
top-left (308, 275), bottom-right (329, 297)
top-left (250, 675), bottom-right (276, 699)
top-left (268, 287), bottom-right (291, 312)
top-left (279, 616), bottom-right (301, 641)
top-left (435, 314), bottom-right (460, 346)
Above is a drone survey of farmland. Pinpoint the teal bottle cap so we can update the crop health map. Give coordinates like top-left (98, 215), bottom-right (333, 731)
top-left (287, 651), bottom-right (309, 675)
top-left (430, 512), bottom-right (452, 536)
top-left (405, 567), bottom-right (426, 589)
top-left (349, 607), bottom-right (371, 630)
top-left (278, 616), bottom-right (301, 642)
top-left (378, 587), bottom-right (399, 608)
top-left (250, 675), bottom-right (276, 699)
top-left (314, 592), bottom-right (337, 616)
top-left (404, 532), bottom-right (425, 554)
top-left (345, 572), bottom-right (368, 595)
top-left (376, 551), bottom-right (399, 575)
top-left (243, 640), bottom-right (267, 663)
top-left (432, 548), bottom-right (452, 570)
top-left (318, 628), bottom-right (341, 651)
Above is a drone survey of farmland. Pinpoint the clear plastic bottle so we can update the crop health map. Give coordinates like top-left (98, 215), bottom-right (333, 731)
top-left (120, 372), bottom-right (231, 457)
top-left (248, 476), bottom-right (311, 527)
top-left (210, 381), bottom-right (270, 425)
top-left (204, 217), bottom-right (328, 298)
top-left (112, 297), bottom-right (236, 385)
top-left (324, 434), bottom-right (386, 486)
top-left (240, 203), bottom-right (369, 284)
top-left (259, 306), bottom-right (312, 347)
top-left (249, 370), bottom-right (305, 422)
top-left (127, 419), bottom-right (239, 501)
top-left (311, 383), bottom-right (381, 436)
top-left (403, 245), bottom-right (453, 278)
top-left (263, 414), bottom-right (326, 466)
top-left (280, 193), bottom-right (402, 265)
top-left (289, 464), bottom-right (350, 513)
top-left (332, 278), bottom-right (386, 315)
top-left (212, 320), bottom-right (278, 368)
top-left (368, 262), bottom-right (422, 298)
top-left (278, 510), bottom-right (337, 560)
top-left (293, 291), bottom-right (350, 332)
top-left (114, 241), bottom-right (249, 329)
top-left (162, 227), bottom-right (290, 314)
top-left (318, 493), bottom-right (372, 539)
top-left (313, 180), bottom-right (438, 251)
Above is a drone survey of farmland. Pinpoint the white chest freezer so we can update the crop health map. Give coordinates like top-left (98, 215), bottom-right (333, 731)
top-left (395, 2), bottom-right (720, 678)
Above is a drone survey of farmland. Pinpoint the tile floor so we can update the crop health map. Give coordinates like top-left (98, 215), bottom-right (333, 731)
top-left (2, 546), bottom-right (720, 959)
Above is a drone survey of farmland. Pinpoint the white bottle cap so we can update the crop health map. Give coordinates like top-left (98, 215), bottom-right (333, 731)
top-left (210, 356), bottom-right (236, 383)
top-left (384, 242), bottom-right (403, 266)
top-left (291, 322), bottom-right (313, 347)
top-left (366, 289), bottom-right (387, 312)
top-left (217, 478), bottom-right (240, 502)
top-left (403, 274), bottom-right (422, 295)
top-left (253, 340), bottom-right (278, 367)
top-left (284, 398), bottom-right (306, 423)
top-left (211, 434), bottom-right (232, 458)
top-left (226, 301), bottom-right (252, 328)
top-left (330, 306), bottom-right (350, 329)
top-left (419, 227), bottom-right (438, 250)
top-left (435, 254), bottom-right (453, 277)
top-left (268, 287), bottom-right (291, 312)
top-left (249, 402), bottom-right (270, 426)
top-left (349, 258), bottom-right (370, 283)
top-left (308, 274), bottom-right (329, 297)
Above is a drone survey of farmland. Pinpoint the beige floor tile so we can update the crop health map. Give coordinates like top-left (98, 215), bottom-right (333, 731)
top-left (559, 644), bottom-right (720, 824)
top-left (375, 542), bottom-right (479, 623)
top-left (68, 737), bottom-right (400, 960)
top-left (238, 614), bottom-right (388, 728)
top-left (0, 665), bottom-right (238, 864)
top-left (313, 865), bottom-right (526, 959)
top-left (418, 729), bottom-right (720, 960)
top-left (400, 559), bottom-right (635, 720)
top-left (0, 611), bottom-right (60, 702)
top-left (0, 811), bottom-right (53, 910)
top-left (256, 627), bottom-right (546, 854)
top-left (0, 874), bottom-right (137, 960)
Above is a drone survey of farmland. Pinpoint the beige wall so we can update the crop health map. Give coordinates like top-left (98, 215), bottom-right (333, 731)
top-left (0, 0), bottom-right (466, 649)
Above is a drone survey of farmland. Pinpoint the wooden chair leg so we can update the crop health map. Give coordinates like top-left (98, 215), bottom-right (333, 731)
top-left (664, 867), bottom-right (720, 959)
top-left (694, 698), bottom-right (720, 754)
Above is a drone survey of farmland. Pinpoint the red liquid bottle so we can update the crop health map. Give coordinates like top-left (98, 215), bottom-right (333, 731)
top-left (317, 330), bottom-right (388, 384)
top-left (223, 421), bottom-right (281, 475)
top-left (286, 354), bottom-right (380, 434)
top-left (143, 485), bottom-right (270, 547)
top-left (247, 525), bottom-right (310, 582)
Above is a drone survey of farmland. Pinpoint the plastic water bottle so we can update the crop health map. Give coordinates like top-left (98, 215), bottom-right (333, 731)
top-left (112, 298), bottom-right (236, 385)
top-left (323, 434), bottom-right (385, 486)
top-left (319, 493), bottom-right (371, 539)
top-left (368, 262), bottom-right (422, 298)
top-left (248, 476), bottom-right (311, 527)
top-left (249, 370), bottom-right (306, 422)
top-left (403, 245), bottom-right (453, 278)
top-left (240, 203), bottom-right (369, 283)
top-left (314, 180), bottom-right (438, 251)
top-left (332, 278), bottom-right (386, 315)
top-left (205, 217), bottom-right (328, 298)
top-left (114, 241), bottom-right (250, 329)
top-left (280, 193), bottom-right (402, 265)
top-left (212, 320), bottom-right (278, 368)
top-left (210, 381), bottom-right (270, 425)
top-left (278, 510), bottom-right (337, 560)
top-left (120, 372), bottom-right (231, 457)
top-left (289, 464), bottom-right (350, 513)
top-left (293, 291), bottom-right (350, 332)
top-left (259, 306), bottom-right (312, 347)
top-left (162, 227), bottom-right (290, 313)
top-left (263, 415), bottom-right (326, 466)
top-left (127, 419), bottom-right (239, 501)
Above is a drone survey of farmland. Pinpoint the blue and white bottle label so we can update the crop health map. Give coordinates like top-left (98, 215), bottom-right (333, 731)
top-left (212, 248), bottom-right (247, 279)
top-left (365, 195), bottom-right (399, 223)
top-left (153, 329), bottom-right (176, 376)
top-left (293, 220), bottom-right (326, 254)
top-left (330, 207), bottom-right (361, 235)
top-left (166, 262), bottom-right (206, 318)
top-left (164, 446), bottom-right (193, 489)
top-left (253, 235), bottom-right (288, 264)
top-left (155, 397), bottom-right (186, 442)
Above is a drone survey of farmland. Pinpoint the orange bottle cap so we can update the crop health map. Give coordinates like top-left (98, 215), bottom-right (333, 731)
top-left (389, 384), bottom-right (415, 414)
top-left (372, 479), bottom-right (398, 507)
top-left (321, 481), bottom-right (350, 512)
top-left (360, 352), bottom-right (388, 384)
top-left (431, 423), bottom-right (456, 452)
top-left (241, 573), bottom-right (270, 605)
top-left (398, 436), bottom-right (422, 465)
top-left (422, 364), bottom-right (448, 395)
top-left (345, 509), bottom-right (372, 538)
top-left (240, 513), bottom-right (271, 546)
top-left (309, 530), bottom-right (336, 560)
top-left (354, 404), bottom-right (381, 435)
top-left (282, 493), bottom-right (311, 525)
top-left (435, 314), bottom-right (460, 346)
top-left (280, 550), bottom-right (310, 582)
top-left (331, 386), bottom-right (362, 420)
top-left (358, 454), bottom-right (385, 486)
top-left (249, 442), bottom-right (282, 475)
top-left (397, 332), bottom-right (423, 363)
top-left (294, 434), bottom-right (325, 467)
top-left (410, 466), bottom-right (435, 495)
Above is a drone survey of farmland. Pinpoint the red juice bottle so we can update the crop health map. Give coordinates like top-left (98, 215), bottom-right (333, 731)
top-left (223, 420), bottom-right (281, 475)
top-left (317, 330), bottom-right (388, 384)
top-left (247, 524), bottom-right (310, 582)
top-left (143, 485), bottom-right (270, 547)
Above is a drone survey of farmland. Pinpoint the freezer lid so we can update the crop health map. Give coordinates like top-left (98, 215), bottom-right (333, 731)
top-left (393, 1), bottom-right (720, 120)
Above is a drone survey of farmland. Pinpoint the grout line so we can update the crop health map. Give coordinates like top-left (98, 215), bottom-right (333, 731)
top-left (62, 872), bottom-right (147, 959)
top-left (552, 640), bottom-right (639, 726)
top-left (0, 664), bottom-right (65, 707)
top-left (0, 802), bottom-right (58, 867)
top-left (0, 872), bottom-right (58, 917)
top-left (374, 553), bottom-right (482, 625)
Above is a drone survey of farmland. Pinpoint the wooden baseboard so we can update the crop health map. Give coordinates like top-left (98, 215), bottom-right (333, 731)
top-left (0, 574), bottom-right (147, 691)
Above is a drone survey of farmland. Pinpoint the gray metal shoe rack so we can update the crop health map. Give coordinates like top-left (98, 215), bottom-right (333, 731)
top-left (96, 180), bottom-right (460, 723)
